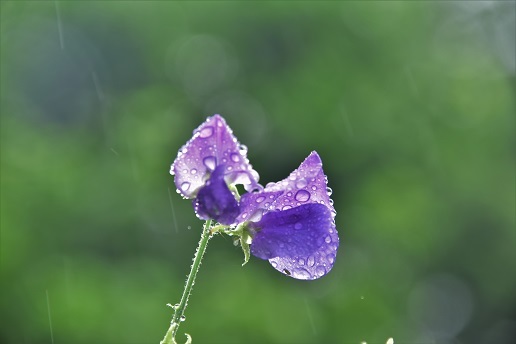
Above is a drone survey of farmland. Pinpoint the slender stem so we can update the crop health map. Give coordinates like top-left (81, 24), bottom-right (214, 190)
top-left (160, 219), bottom-right (212, 344)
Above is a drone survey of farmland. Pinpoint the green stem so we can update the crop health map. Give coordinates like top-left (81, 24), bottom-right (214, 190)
top-left (160, 219), bottom-right (213, 344)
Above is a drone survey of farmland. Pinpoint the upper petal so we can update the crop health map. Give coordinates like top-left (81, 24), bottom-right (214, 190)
top-left (264, 151), bottom-right (336, 217)
top-left (171, 114), bottom-right (260, 198)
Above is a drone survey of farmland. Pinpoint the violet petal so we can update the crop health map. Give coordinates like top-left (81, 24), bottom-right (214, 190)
top-left (264, 151), bottom-right (336, 217)
top-left (193, 165), bottom-right (240, 225)
top-left (250, 203), bottom-right (338, 279)
top-left (171, 114), bottom-right (260, 199)
top-left (236, 191), bottom-right (283, 223)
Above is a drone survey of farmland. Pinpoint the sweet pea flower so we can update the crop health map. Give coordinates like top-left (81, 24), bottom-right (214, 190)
top-left (170, 115), bottom-right (261, 225)
top-left (240, 152), bottom-right (339, 280)
top-left (170, 114), bottom-right (339, 280)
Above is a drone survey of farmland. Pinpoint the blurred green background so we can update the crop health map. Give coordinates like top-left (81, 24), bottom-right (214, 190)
top-left (1, 1), bottom-right (515, 343)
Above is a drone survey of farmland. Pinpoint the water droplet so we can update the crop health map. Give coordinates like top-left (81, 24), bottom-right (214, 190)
top-left (311, 185), bottom-right (317, 191)
top-left (199, 126), bottom-right (214, 138)
top-left (181, 182), bottom-right (191, 191)
top-left (190, 169), bottom-right (197, 175)
top-left (227, 166), bottom-right (232, 171)
top-left (307, 255), bottom-right (315, 267)
top-left (287, 192), bottom-right (292, 197)
top-left (325, 236), bottom-right (332, 244)
top-left (203, 156), bottom-right (216, 170)
top-left (256, 196), bottom-right (265, 203)
top-left (180, 315), bottom-right (186, 322)
top-left (292, 268), bottom-right (311, 279)
top-left (182, 168), bottom-right (188, 174)
top-left (264, 202), bottom-right (270, 207)
top-left (230, 153), bottom-right (240, 162)
top-left (296, 178), bottom-right (307, 188)
top-left (270, 261), bottom-right (278, 268)
top-left (239, 144), bottom-right (248, 155)
top-left (242, 212), bottom-right (248, 218)
top-left (282, 205), bottom-right (292, 211)
top-left (315, 265), bottom-right (326, 277)
top-left (295, 190), bottom-right (311, 202)
top-left (294, 222), bottom-right (303, 230)
top-left (327, 254), bottom-right (335, 264)
top-left (283, 269), bottom-right (291, 276)
top-left (326, 187), bottom-right (333, 196)
top-left (360, 296), bottom-right (365, 300)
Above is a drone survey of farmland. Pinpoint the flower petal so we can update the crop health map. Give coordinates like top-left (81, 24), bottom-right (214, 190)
top-left (171, 114), bottom-right (260, 198)
top-left (264, 151), bottom-right (336, 217)
top-left (236, 191), bottom-right (283, 223)
top-left (250, 203), bottom-right (338, 279)
top-left (193, 165), bottom-right (240, 225)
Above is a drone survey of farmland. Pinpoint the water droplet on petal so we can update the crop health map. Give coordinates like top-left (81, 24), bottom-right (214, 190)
top-left (199, 126), bottom-right (214, 138)
top-left (296, 178), bottom-right (307, 188)
top-left (270, 261), bottom-right (278, 268)
top-left (311, 185), bottom-right (317, 191)
top-left (294, 222), bottom-right (303, 230)
top-left (307, 255), bottom-right (315, 267)
top-left (256, 196), bottom-right (265, 203)
top-left (282, 205), bottom-right (292, 211)
top-left (190, 169), bottom-right (197, 175)
top-left (182, 168), bottom-right (188, 174)
top-left (181, 182), bottom-right (191, 192)
top-left (326, 187), bottom-right (333, 196)
top-left (230, 153), bottom-right (240, 162)
top-left (292, 268), bottom-right (311, 279)
top-left (298, 258), bottom-right (305, 265)
top-left (203, 156), bottom-right (216, 170)
top-left (325, 236), bottom-right (332, 244)
top-left (295, 190), bottom-right (311, 202)
top-left (180, 315), bottom-right (186, 322)
top-left (315, 266), bottom-right (326, 277)
top-left (327, 254), bottom-right (335, 264)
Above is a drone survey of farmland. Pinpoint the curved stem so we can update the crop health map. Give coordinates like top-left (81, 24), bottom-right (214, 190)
top-left (160, 219), bottom-right (212, 344)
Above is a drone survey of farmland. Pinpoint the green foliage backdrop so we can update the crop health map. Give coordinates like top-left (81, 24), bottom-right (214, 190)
top-left (1, 1), bottom-right (515, 343)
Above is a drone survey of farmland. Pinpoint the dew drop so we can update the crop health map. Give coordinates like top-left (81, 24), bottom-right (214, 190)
top-left (283, 269), bottom-right (291, 276)
top-left (270, 261), bottom-right (278, 268)
top-left (325, 236), bottom-right (332, 244)
top-left (298, 258), bottom-right (305, 265)
top-left (307, 255), bottom-right (315, 267)
top-left (256, 196), bottom-right (265, 203)
top-left (264, 202), bottom-right (270, 207)
top-left (181, 182), bottom-right (191, 191)
top-left (327, 254), bottom-right (335, 264)
top-left (287, 192), bottom-right (292, 197)
top-left (199, 126), bottom-right (214, 138)
top-left (230, 153), bottom-right (240, 162)
top-left (326, 187), bottom-right (333, 196)
top-left (242, 212), bottom-right (248, 218)
top-left (203, 156), bottom-right (216, 170)
top-left (239, 144), bottom-right (248, 155)
top-left (294, 222), bottom-right (303, 230)
top-left (315, 265), bottom-right (326, 277)
top-left (180, 315), bottom-right (186, 322)
top-left (282, 205), bottom-right (292, 211)
top-left (182, 168), bottom-right (188, 174)
top-left (190, 169), bottom-right (197, 175)
top-left (296, 178), bottom-right (307, 188)
top-left (295, 190), bottom-right (311, 202)
top-left (311, 185), bottom-right (317, 191)
top-left (292, 268), bottom-right (311, 279)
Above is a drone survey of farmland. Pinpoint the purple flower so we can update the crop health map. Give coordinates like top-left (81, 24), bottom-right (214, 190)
top-left (171, 114), bottom-right (260, 224)
top-left (171, 115), bottom-right (339, 279)
top-left (241, 152), bottom-right (339, 280)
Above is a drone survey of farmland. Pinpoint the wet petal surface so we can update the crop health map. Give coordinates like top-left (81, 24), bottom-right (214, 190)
top-left (250, 203), bottom-right (338, 280)
top-left (193, 165), bottom-right (240, 225)
top-left (264, 151), bottom-right (336, 216)
top-left (236, 191), bottom-right (283, 223)
top-left (171, 114), bottom-right (260, 198)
